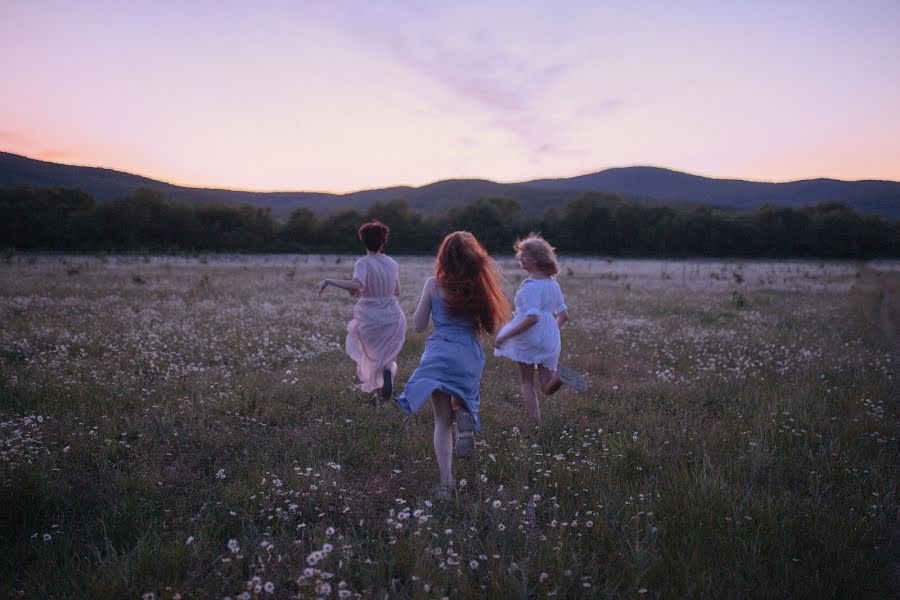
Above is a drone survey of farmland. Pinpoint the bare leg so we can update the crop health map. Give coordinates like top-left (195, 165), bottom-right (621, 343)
top-left (538, 365), bottom-right (562, 396)
top-left (518, 362), bottom-right (542, 428)
top-left (431, 390), bottom-right (454, 486)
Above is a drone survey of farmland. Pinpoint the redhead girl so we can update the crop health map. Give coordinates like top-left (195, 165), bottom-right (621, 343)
top-left (395, 231), bottom-right (510, 499)
top-left (494, 234), bottom-right (586, 427)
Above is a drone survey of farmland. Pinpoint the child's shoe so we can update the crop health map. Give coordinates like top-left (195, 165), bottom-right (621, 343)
top-left (432, 480), bottom-right (455, 501)
top-left (381, 367), bottom-right (393, 400)
top-left (557, 365), bottom-right (587, 393)
top-left (454, 411), bottom-right (475, 458)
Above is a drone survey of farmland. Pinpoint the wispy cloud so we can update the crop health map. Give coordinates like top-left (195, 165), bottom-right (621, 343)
top-left (0, 130), bottom-right (82, 163)
top-left (309, 3), bottom-right (609, 162)
top-left (35, 149), bottom-right (81, 162)
top-left (0, 130), bottom-right (29, 146)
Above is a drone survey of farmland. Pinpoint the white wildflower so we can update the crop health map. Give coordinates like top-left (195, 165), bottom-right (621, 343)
top-left (315, 581), bottom-right (332, 595)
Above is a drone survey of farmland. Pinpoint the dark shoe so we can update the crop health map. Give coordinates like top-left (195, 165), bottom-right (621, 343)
top-left (454, 411), bottom-right (475, 458)
top-left (381, 367), bottom-right (393, 400)
top-left (557, 365), bottom-right (587, 393)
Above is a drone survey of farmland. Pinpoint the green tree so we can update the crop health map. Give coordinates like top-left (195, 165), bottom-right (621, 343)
top-left (280, 208), bottom-right (317, 250)
top-left (445, 197), bottom-right (521, 252)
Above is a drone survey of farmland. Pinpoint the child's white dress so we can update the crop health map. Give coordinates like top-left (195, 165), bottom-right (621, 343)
top-left (345, 253), bottom-right (407, 392)
top-left (494, 277), bottom-right (567, 371)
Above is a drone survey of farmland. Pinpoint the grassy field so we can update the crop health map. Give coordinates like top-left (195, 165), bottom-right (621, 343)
top-left (1, 254), bottom-right (897, 599)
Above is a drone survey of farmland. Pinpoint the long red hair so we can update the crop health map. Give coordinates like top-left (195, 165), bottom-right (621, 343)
top-left (435, 231), bottom-right (511, 337)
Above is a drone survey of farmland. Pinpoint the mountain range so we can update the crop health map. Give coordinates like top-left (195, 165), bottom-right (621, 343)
top-left (2, 151), bottom-right (898, 220)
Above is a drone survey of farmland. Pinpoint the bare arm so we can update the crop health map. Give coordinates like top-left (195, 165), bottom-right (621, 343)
top-left (412, 277), bottom-right (436, 333)
top-left (394, 280), bottom-right (401, 297)
top-left (314, 278), bottom-right (363, 296)
top-left (494, 314), bottom-right (539, 348)
top-left (556, 309), bottom-right (569, 328)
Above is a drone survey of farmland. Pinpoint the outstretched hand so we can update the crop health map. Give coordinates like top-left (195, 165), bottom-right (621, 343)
top-left (313, 280), bottom-right (329, 295)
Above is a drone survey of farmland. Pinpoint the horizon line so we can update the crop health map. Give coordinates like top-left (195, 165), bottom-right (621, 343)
top-left (2, 148), bottom-right (899, 195)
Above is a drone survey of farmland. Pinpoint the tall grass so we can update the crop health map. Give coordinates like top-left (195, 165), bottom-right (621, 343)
top-left (1, 255), bottom-right (896, 598)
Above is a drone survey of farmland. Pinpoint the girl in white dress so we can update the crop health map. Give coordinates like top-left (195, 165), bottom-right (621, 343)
top-left (494, 234), bottom-right (586, 427)
top-left (314, 220), bottom-right (407, 400)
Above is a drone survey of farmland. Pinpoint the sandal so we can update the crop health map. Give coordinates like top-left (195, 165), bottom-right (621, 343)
top-left (557, 365), bottom-right (587, 393)
top-left (455, 411), bottom-right (475, 458)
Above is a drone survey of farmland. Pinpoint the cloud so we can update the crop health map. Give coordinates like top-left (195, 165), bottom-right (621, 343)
top-left (35, 149), bottom-right (81, 162)
top-left (576, 98), bottom-right (624, 119)
top-left (0, 129), bottom-right (82, 163)
top-left (310, 4), bottom-right (602, 162)
top-left (0, 130), bottom-right (30, 145)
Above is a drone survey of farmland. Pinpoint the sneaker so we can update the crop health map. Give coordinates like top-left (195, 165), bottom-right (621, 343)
top-left (454, 411), bottom-right (475, 458)
top-left (557, 365), bottom-right (587, 393)
top-left (381, 367), bottom-right (393, 400)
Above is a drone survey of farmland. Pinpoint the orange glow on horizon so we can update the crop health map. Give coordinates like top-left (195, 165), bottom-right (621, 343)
top-left (1, 2), bottom-right (898, 192)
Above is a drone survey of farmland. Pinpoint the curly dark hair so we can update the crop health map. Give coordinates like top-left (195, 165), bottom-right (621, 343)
top-left (358, 220), bottom-right (389, 252)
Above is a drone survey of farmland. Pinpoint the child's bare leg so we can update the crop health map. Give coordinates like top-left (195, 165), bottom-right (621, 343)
top-left (538, 365), bottom-right (562, 396)
top-left (431, 390), bottom-right (454, 486)
top-left (518, 362), bottom-right (542, 427)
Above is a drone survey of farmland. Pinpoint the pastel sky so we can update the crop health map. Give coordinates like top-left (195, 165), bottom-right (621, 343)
top-left (2, 0), bottom-right (899, 192)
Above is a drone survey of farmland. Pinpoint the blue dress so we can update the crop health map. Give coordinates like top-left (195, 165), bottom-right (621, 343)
top-left (395, 293), bottom-right (485, 430)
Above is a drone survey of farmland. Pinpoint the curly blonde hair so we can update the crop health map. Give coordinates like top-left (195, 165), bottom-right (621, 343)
top-left (514, 233), bottom-right (559, 277)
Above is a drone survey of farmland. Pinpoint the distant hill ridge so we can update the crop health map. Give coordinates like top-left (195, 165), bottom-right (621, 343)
top-left (1, 151), bottom-right (898, 220)
top-left (523, 167), bottom-right (900, 216)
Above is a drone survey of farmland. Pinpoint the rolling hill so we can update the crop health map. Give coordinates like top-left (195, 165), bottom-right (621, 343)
top-left (524, 167), bottom-right (900, 217)
top-left (1, 151), bottom-right (898, 220)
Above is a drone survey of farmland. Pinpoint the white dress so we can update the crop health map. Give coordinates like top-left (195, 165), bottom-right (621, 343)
top-left (345, 253), bottom-right (407, 392)
top-left (494, 277), bottom-right (567, 371)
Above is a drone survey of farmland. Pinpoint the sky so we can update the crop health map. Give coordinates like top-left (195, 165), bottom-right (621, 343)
top-left (2, 0), bottom-right (899, 192)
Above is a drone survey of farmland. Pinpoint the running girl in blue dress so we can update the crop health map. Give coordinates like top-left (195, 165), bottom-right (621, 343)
top-left (395, 231), bottom-right (510, 499)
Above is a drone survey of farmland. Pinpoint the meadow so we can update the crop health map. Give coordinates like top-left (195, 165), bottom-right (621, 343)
top-left (1, 254), bottom-right (896, 599)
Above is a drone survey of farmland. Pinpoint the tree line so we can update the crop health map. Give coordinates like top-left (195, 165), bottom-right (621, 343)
top-left (1, 185), bottom-right (897, 258)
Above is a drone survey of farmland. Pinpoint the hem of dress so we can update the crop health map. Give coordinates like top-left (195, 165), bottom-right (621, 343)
top-left (395, 379), bottom-right (482, 431)
top-left (493, 349), bottom-right (558, 371)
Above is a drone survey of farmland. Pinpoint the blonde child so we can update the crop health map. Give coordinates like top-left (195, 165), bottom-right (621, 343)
top-left (494, 234), bottom-right (586, 427)
top-left (395, 231), bottom-right (510, 499)
top-left (314, 220), bottom-right (407, 400)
